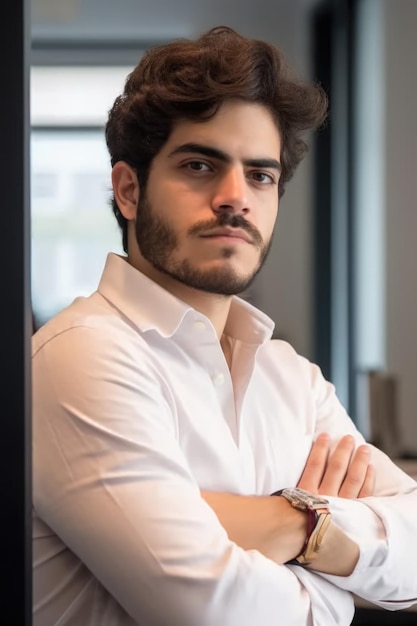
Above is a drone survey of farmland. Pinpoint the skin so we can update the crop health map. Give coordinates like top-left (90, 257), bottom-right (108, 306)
top-left (112, 99), bottom-right (374, 577)
top-left (298, 433), bottom-right (375, 498)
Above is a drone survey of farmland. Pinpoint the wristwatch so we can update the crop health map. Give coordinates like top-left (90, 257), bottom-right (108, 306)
top-left (272, 487), bottom-right (332, 565)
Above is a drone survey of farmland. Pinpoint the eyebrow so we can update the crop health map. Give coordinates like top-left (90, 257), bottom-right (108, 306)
top-left (168, 142), bottom-right (282, 172)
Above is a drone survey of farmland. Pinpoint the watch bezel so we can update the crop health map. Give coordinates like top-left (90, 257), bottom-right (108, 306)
top-left (278, 487), bottom-right (329, 511)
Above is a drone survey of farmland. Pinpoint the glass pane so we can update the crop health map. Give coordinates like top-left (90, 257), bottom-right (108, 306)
top-left (31, 130), bottom-right (123, 325)
top-left (31, 66), bottom-right (133, 126)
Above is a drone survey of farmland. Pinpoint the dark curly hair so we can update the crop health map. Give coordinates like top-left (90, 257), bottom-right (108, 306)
top-left (105, 26), bottom-right (328, 252)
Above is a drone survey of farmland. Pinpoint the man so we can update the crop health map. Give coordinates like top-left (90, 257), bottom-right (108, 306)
top-left (32, 26), bottom-right (417, 625)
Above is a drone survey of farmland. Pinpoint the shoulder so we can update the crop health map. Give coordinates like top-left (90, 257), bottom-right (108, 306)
top-left (256, 338), bottom-right (337, 407)
top-left (32, 292), bottom-right (149, 369)
top-left (259, 338), bottom-right (320, 379)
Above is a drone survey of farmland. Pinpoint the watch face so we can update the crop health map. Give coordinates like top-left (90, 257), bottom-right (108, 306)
top-left (281, 488), bottom-right (329, 511)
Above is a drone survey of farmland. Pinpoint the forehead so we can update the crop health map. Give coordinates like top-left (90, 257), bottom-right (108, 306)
top-left (161, 100), bottom-right (281, 160)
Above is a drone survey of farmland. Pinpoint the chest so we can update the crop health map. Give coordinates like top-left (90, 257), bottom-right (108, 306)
top-left (158, 343), bottom-right (317, 496)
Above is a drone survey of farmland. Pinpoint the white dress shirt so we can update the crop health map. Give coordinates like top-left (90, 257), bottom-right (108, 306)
top-left (32, 252), bottom-right (417, 626)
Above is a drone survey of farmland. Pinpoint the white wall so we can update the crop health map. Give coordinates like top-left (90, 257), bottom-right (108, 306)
top-left (384, 0), bottom-right (417, 450)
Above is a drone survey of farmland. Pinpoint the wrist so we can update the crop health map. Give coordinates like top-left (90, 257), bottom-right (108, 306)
top-left (307, 521), bottom-right (360, 576)
top-left (271, 488), bottom-right (332, 566)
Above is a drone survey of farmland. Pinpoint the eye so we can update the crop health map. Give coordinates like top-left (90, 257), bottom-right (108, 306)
top-left (183, 160), bottom-right (212, 173)
top-left (250, 171), bottom-right (276, 185)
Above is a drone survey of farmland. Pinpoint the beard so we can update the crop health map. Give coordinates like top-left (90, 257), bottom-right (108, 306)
top-left (135, 194), bottom-right (273, 296)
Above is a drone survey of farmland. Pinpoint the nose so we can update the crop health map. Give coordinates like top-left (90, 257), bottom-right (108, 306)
top-left (211, 167), bottom-right (250, 215)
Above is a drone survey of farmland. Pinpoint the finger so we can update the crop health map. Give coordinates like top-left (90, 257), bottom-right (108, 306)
top-left (338, 444), bottom-right (371, 498)
top-left (297, 433), bottom-right (330, 492)
top-left (358, 463), bottom-right (376, 498)
top-left (318, 435), bottom-right (355, 495)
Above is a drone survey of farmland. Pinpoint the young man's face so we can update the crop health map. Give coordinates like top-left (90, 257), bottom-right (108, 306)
top-left (134, 99), bottom-right (281, 295)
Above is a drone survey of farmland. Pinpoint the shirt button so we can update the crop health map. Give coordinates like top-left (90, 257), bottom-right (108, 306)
top-left (212, 372), bottom-right (225, 386)
top-left (193, 321), bottom-right (206, 331)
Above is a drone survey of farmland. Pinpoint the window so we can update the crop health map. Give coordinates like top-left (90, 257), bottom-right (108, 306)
top-left (31, 65), bottom-right (132, 324)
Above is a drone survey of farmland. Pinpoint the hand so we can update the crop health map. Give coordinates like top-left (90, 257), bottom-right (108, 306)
top-left (297, 433), bottom-right (375, 498)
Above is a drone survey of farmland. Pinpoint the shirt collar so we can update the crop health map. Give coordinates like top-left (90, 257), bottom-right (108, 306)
top-left (98, 253), bottom-right (275, 344)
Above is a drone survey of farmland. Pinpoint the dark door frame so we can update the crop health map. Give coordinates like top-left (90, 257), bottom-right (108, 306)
top-left (311, 0), bottom-right (358, 420)
top-left (1, 0), bottom-right (33, 623)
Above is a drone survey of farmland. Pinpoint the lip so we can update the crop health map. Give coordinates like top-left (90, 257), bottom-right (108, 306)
top-left (199, 227), bottom-right (253, 244)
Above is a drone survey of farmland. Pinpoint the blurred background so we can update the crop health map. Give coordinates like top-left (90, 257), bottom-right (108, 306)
top-left (2, 0), bottom-right (416, 622)
top-left (30, 0), bottom-right (417, 457)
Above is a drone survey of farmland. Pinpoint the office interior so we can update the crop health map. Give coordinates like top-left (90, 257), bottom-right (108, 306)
top-left (3, 0), bottom-right (416, 623)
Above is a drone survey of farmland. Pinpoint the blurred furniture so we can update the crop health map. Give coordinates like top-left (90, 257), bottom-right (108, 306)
top-left (365, 370), bottom-right (401, 458)
top-left (352, 607), bottom-right (416, 625)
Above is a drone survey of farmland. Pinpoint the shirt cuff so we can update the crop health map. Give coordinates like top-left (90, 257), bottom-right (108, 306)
top-left (318, 496), bottom-right (388, 591)
top-left (318, 495), bottom-right (417, 609)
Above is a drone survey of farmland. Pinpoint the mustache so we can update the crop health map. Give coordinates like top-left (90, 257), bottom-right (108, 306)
top-left (188, 213), bottom-right (263, 247)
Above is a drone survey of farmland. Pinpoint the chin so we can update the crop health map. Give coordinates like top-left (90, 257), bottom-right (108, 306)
top-left (187, 266), bottom-right (258, 296)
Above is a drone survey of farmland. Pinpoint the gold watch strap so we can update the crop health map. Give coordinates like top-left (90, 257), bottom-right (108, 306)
top-left (295, 507), bottom-right (332, 565)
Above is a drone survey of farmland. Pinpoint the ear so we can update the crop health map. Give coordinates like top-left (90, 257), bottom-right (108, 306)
top-left (111, 161), bottom-right (139, 220)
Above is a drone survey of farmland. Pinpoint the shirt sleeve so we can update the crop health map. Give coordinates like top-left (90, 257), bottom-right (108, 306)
top-left (307, 357), bottom-right (417, 610)
top-left (33, 324), bottom-right (312, 626)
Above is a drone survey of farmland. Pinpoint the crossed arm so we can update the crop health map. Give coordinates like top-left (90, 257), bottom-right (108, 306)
top-left (202, 433), bottom-right (375, 576)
